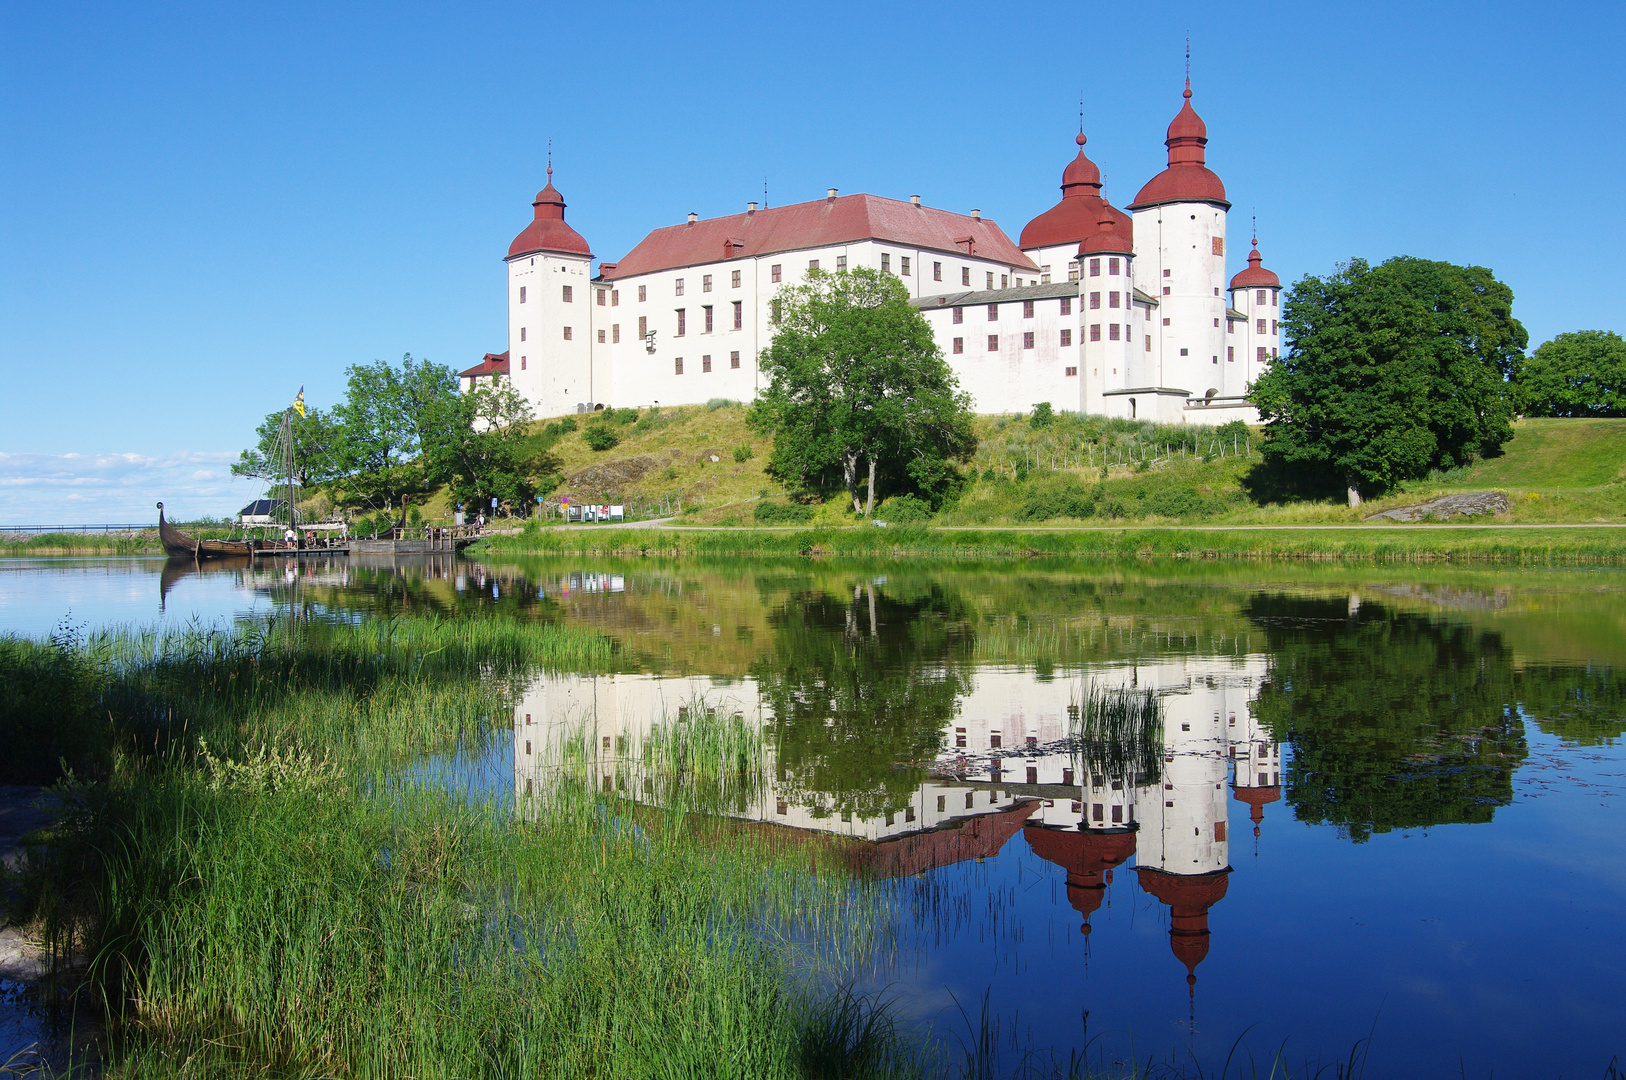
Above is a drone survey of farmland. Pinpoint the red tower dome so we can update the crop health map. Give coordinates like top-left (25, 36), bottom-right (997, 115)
top-left (1020, 132), bottom-right (1133, 250)
top-left (1229, 238), bottom-right (1280, 290)
top-left (1025, 824), bottom-right (1138, 934)
top-left (1079, 202), bottom-right (1134, 257)
top-left (508, 164), bottom-right (592, 260)
top-left (1129, 81), bottom-right (1230, 211)
top-left (1136, 867), bottom-right (1231, 995)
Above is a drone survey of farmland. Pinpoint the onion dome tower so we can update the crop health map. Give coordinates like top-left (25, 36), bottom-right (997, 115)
top-left (1025, 824), bottom-right (1138, 935)
top-left (1078, 204), bottom-right (1138, 414)
top-left (1135, 867), bottom-right (1232, 996)
top-left (505, 161), bottom-right (597, 418)
top-left (1019, 131), bottom-right (1133, 278)
top-left (1127, 79), bottom-right (1230, 213)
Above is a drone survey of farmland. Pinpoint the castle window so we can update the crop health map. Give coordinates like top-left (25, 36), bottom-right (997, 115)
top-left (952, 306), bottom-right (963, 324)
top-left (962, 267), bottom-right (971, 286)
top-left (611, 290), bottom-right (619, 306)
top-left (520, 327), bottom-right (526, 342)
top-left (638, 285), bottom-right (647, 302)
top-left (1060, 328), bottom-right (1072, 347)
top-left (563, 285), bottom-right (573, 302)
top-left (675, 358), bottom-right (684, 375)
top-left (1090, 324), bottom-right (1101, 341)
top-left (1022, 300), bottom-right (1035, 318)
top-left (520, 356), bottom-right (526, 369)
top-left (808, 259), bottom-right (819, 271)
top-left (1089, 292), bottom-right (1100, 310)
top-left (1179, 347), bottom-right (1188, 356)
top-left (702, 355), bottom-right (712, 372)
top-left (881, 253), bottom-right (891, 273)
top-left (1145, 335), bottom-right (1152, 351)
top-left (704, 306), bottom-right (714, 333)
top-left (836, 255), bottom-right (847, 271)
top-left (986, 271), bottom-right (994, 289)
top-left (1060, 297), bottom-right (1072, 316)
top-left (730, 351), bottom-right (740, 369)
top-left (597, 329), bottom-right (605, 343)
top-left (987, 304), bottom-right (998, 321)
top-left (1109, 291), bottom-right (1120, 309)
top-left (563, 326), bottom-right (572, 340)
top-left (1000, 274), bottom-right (1008, 288)
top-left (1272, 291), bottom-right (1279, 307)
top-left (676, 309), bottom-right (686, 336)
top-left (771, 264), bottom-right (782, 283)
top-left (1109, 324), bottom-right (1120, 341)
top-left (1212, 237), bottom-right (1225, 256)
top-left (1258, 346), bottom-right (1268, 362)
top-left (987, 335), bottom-right (999, 351)
top-left (1257, 289), bottom-right (1268, 304)
top-left (733, 301), bottom-right (743, 330)
top-left (702, 274), bottom-right (712, 292)
top-left (1109, 257), bottom-right (1120, 275)
top-left (1163, 286), bottom-right (1171, 295)
top-left (638, 316), bottom-right (647, 338)
top-left (1272, 320), bottom-right (1279, 335)
top-left (1164, 269), bottom-right (1171, 277)
top-left (1257, 318), bottom-right (1266, 334)
top-left (933, 261), bottom-right (942, 281)
top-left (613, 324), bottom-right (620, 344)
top-left (1162, 317), bottom-right (1170, 326)
top-left (1228, 320), bottom-right (1235, 334)
top-left (674, 279), bottom-right (684, 297)
top-left (1065, 366), bottom-right (1077, 376)
top-left (901, 256), bottom-right (911, 275)
top-left (596, 289), bottom-right (605, 306)
top-left (953, 337), bottom-right (964, 354)
top-left (1069, 262), bottom-right (1080, 282)
top-left (519, 286), bottom-right (526, 303)
top-left (1089, 258), bottom-right (1100, 277)
top-left (732, 270), bottom-right (741, 288)
top-left (1227, 346), bottom-right (1234, 362)
top-left (1212, 354), bottom-right (1219, 364)
top-left (1023, 331), bottom-right (1035, 349)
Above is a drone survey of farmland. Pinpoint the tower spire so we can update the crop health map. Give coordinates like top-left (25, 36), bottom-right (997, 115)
top-left (1184, 35), bottom-right (1191, 97)
top-left (547, 138), bottom-right (553, 181)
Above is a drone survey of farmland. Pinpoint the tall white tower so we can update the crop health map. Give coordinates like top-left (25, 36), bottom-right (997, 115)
top-left (1078, 205), bottom-right (1138, 416)
top-left (1128, 78), bottom-right (1231, 419)
top-left (1226, 237), bottom-right (1283, 400)
top-left (505, 164), bottom-right (596, 418)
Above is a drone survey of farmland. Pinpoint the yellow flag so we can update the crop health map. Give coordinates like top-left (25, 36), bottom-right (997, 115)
top-left (293, 386), bottom-right (306, 418)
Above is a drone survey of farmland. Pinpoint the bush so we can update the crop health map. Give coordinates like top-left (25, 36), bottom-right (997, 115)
top-left (753, 501), bottom-right (815, 524)
top-left (877, 494), bottom-right (933, 523)
top-left (1141, 485), bottom-right (1215, 519)
top-left (1014, 475), bottom-right (1099, 521)
top-left (1030, 402), bottom-right (1054, 429)
top-left (706, 398), bottom-right (742, 410)
top-left (583, 426), bottom-right (620, 452)
top-left (603, 407), bottom-right (640, 426)
top-left (733, 444), bottom-right (754, 462)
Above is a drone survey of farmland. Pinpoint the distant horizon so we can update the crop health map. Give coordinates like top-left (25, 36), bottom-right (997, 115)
top-left (3, 0), bottom-right (1622, 523)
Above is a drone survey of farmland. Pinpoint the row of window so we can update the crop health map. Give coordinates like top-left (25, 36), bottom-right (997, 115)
top-left (949, 296), bottom-right (1074, 324)
top-left (1087, 257), bottom-right (1124, 277)
top-left (672, 352), bottom-right (743, 375)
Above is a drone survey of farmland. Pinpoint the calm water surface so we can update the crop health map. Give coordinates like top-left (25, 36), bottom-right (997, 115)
top-left (3, 554), bottom-right (1623, 1076)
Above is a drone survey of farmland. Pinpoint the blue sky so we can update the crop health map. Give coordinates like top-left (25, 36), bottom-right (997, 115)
top-left (2, 0), bottom-right (1622, 522)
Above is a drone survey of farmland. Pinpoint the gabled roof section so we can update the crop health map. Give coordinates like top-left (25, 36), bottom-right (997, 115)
top-left (910, 281), bottom-right (1079, 309)
top-left (459, 351), bottom-right (510, 379)
top-left (602, 194), bottom-right (1037, 280)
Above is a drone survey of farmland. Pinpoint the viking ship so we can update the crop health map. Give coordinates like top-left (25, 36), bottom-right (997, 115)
top-left (157, 502), bottom-right (256, 560)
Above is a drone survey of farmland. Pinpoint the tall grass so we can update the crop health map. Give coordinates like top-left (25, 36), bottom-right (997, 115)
top-left (1070, 681), bottom-right (1165, 786)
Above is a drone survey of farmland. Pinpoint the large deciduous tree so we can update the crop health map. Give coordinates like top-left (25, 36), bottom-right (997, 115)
top-left (232, 405), bottom-right (344, 489)
top-left (419, 377), bottom-right (560, 515)
top-left (749, 267), bottom-right (976, 514)
top-left (1514, 330), bottom-right (1626, 417)
top-left (1248, 257), bottom-right (1527, 507)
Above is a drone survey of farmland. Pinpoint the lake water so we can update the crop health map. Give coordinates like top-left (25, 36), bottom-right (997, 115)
top-left (3, 554), bottom-right (1624, 1076)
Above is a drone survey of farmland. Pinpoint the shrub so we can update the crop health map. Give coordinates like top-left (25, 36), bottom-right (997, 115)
top-left (1030, 402), bottom-right (1054, 429)
top-left (1140, 485), bottom-right (1224, 519)
top-left (877, 494), bottom-right (933, 523)
top-left (583, 426), bottom-right (620, 452)
top-left (706, 398), bottom-right (742, 410)
top-left (753, 501), bottom-right (815, 524)
top-left (1014, 475), bottom-right (1099, 521)
top-left (733, 444), bottom-right (754, 462)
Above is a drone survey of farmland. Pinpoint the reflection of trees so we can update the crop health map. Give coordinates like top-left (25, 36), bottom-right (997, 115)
top-left (1245, 595), bottom-right (1527, 841)
top-left (1514, 666), bottom-right (1626, 746)
top-left (751, 582), bottom-right (975, 819)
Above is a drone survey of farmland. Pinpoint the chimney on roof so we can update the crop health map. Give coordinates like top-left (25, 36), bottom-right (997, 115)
top-left (687, 212), bottom-right (698, 224)
top-left (971, 209), bottom-right (981, 221)
top-left (827, 188), bottom-right (838, 200)
top-left (910, 194), bottom-right (922, 206)
top-left (747, 202), bottom-right (758, 213)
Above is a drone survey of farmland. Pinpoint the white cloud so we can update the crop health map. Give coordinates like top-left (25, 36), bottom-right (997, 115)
top-left (0, 450), bottom-right (259, 525)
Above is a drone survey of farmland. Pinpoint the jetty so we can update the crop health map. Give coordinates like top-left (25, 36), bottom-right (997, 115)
top-left (348, 524), bottom-right (483, 556)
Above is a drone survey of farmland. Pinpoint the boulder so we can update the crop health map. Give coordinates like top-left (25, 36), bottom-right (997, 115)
top-left (1364, 491), bottom-right (1509, 523)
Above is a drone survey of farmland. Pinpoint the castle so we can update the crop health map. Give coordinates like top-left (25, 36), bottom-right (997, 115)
top-left (464, 77), bottom-right (1281, 427)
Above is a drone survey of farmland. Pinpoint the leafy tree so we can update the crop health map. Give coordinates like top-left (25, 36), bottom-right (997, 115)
top-left (1514, 330), bottom-right (1626, 417)
top-left (1249, 257), bottom-right (1528, 507)
top-left (419, 377), bottom-right (560, 516)
top-left (749, 267), bottom-right (977, 514)
top-left (232, 405), bottom-right (343, 489)
top-left (327, 355), bottom-right (459, 511)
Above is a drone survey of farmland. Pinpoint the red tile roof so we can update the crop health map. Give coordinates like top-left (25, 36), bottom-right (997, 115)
top-left (601, 193), bottom-right (1037, 280)
top-left (1019, 133), bottom-right (1133, 250)
top-left (1229, 241), bottom-right (1281, 289)
top-left (1130, 82), bottom-right (1230, 211)
top-left (508, 168), bottom-right (592, 259)
top-left (458, 351), bottom-right (510, 379)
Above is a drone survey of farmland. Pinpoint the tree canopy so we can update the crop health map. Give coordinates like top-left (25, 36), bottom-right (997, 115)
top-left (1514, 330), bottom-right (1626, 417)
top-left (235, 355), bottom-right (558, 516)
top-left (1248, 257), bottom-right (1528, 506)
top-left (748, 267), bottom-right (976, 514)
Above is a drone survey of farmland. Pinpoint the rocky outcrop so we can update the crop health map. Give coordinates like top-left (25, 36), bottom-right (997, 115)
top-left (1364, 491), bottom-right (1509, 523)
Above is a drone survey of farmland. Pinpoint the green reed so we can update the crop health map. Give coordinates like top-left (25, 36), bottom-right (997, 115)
top-left (1069, 681), bottom-right (1165, 788)
top-left (3, 614), bottom-right (931, 1078)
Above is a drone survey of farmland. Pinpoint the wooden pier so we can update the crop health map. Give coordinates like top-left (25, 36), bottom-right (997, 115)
top-left (348, 525), bottom-right (482, 556)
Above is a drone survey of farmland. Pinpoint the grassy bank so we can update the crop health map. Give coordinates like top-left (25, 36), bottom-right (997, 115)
top-left (1, 617), bottom-right (925, 1078)
top-left (482, 522), bottom-right (1626, 563)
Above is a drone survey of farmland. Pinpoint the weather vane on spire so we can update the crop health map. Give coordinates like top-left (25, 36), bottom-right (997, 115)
top-left (1252, 213), bottom-right (1258, 247)
top-left (1185, 35), bottom-right (1192, 96)
top-left (547, 138), bottom-right (553, 180)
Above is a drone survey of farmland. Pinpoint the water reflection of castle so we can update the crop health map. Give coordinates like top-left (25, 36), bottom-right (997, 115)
top-left (511, 654), bottom-right (1279, 992)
